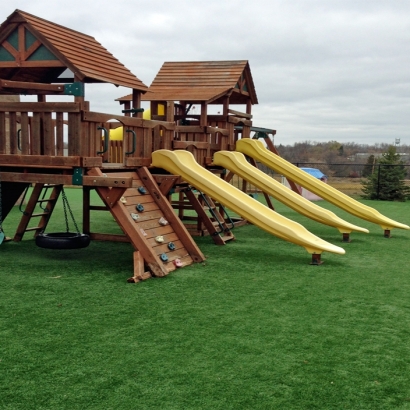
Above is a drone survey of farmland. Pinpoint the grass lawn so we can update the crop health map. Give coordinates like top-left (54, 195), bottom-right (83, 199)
top-left (1, 189), bottom-right (410, 409)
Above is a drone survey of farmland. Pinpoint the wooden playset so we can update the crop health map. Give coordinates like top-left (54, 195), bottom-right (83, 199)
top-left (0, 10), bottom-right (279, 281)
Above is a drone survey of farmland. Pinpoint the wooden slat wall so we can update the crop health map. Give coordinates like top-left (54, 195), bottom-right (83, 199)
top-left (0, 102), bottom-right (236, 166)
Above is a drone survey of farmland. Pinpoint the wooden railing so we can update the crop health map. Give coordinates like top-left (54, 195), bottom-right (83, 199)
top-left (0, 102), bottom-right (247, 167)
top-left (0, 102), bottom-right (79, 156)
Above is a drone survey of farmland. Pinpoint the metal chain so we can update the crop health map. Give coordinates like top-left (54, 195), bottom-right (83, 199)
top-left (61, 188), bottom-right (80, 233)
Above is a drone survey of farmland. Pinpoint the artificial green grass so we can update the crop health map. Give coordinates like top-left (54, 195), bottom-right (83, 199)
top-left (1, 189), bottom-right (410, 409)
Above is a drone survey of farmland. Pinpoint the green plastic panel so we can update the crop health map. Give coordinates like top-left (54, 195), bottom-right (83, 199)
top-left (27, 45), bottom-right (58, 61)
top-left (0, 46), bottom-right (15, 62)
top-left (6, 29), bottom-right (18, 50)
top-left (25, 28), bottom-right (37, 50)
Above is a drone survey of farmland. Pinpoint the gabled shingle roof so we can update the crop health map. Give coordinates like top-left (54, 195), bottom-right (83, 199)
top-left (117, 60), bottom-right (258, 104)
top-left (0, 9), bottom-right (147, 91)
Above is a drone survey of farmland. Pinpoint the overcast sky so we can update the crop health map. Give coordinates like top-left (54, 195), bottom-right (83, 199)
top-left (5, 0), bottom-right (410, 146)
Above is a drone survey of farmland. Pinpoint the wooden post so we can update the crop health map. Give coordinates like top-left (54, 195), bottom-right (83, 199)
top-left (200, 102), bottom-right (207, 127)
top-left (127, 251), bottom-right (152, 283)
top-left (132, 90), bottom-right (142, 118)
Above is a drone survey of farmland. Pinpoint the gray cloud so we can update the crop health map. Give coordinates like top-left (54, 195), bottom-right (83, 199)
top-left (6, 0), bottom-right (410, 145)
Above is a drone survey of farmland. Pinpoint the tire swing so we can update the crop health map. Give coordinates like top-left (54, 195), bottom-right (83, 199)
top-left (35, 188), bottom-right (90, 250)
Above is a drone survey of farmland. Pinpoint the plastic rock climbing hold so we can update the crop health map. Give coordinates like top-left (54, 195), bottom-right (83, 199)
top-left (160, 253), bottom-right (168, 262)
top-left (168, 242), bottom-right (176, 251)
top-left (136, 203), bottom-right (144, 212)
top-left (120, 196), bottom-right (127, 204)
top-left (155, 235), bottom-right (164, 243)
top-left (131, 213), bottom-right (140, 221)
top-left (173, 259), bottom-right (183, 268)
top-left (138, 186), bottom-right (147, 194)
top-left (140, 228), bottom-right (147, 237)
top-left (158, 217), bottom-right (168, 226)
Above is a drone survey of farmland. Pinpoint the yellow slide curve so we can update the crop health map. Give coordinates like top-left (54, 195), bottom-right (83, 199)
top-left (237, 139), bottom-right (410, 232)
top-left (152, 149), bottom-right (345, 256)
top-left (213, 151), bottom-right (368, 235)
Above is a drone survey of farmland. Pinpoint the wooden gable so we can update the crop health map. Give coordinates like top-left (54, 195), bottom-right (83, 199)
top-left (0, 9), bottom-right (147, 91)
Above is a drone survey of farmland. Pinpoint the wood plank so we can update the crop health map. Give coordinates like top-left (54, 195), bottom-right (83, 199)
top-left (123, 201), bottom-right (159, 213)
top-left (154, 175), bottom-right (179, 196)
top-left (0, 79), bottom-right (65, 93)
top-left (82, 176), bottom-right (133, 188)
top-left (0, 154), bottom-right (81, 167)
top-left (55, 112), bottom-right (64, 156)
top-left (0, 102), bottom-right (80, 113)
top-left (0, 172), bottom-right (73, 185)
top-left (206, 126), bottom-right (229, 136)
top-left (146, 232), bottom-right (179, 245)
top-left (175, 125), bottom-right (205, 133)
top-left (151, 239), bottom-right (184, 254)
top-left (99, 187), bottom-right (128, 207)
top-left (82, 111), bottom-right (144, 127)
top-left (0, 112), bottom-right (6, 154)
top-left (228, 109), bottom-right (253, 119)
top-left (173, 141), bottom-right (209, 150)
top-left (130, 251), bottom-right (152, 282)
top-left (89, 233), bottom-right (130, 242)
top-left (31, 113), bottom-right (41, 155)
top-left (163, 254), bottom-right (194, 272)
top-left (139, 221), bottom-right (174, 233)
top-left (81, 157), bottom-right (102, 167)
top-left (123, 209), bottom-right (163, 223)
top-left (42, 112), bottom-right (55, 155)
top-left (227, 116), bottom-right (252, 126)
top-left (20, 112), bottom-right (30, 155)
top-left (9, 112), bottom-right (17, 154)
top-left (125, 157), bottom-right (151, 167)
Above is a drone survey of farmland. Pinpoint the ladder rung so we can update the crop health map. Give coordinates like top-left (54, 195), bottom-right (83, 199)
top-left (37, 199), bottom-right (56, 203)
top-left (221, 235), bottom-right (234, 242)
top-left (25, 227), bottom-right (42, 232)
top-left (31, 212), bottom-right (49, 217)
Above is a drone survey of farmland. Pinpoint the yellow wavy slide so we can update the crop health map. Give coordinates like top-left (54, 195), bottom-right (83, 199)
top-left (237, 139), bottom-right (410, 232)
top-left (213, 151), bottom-right (368, 235)
top-left (152, 149), bottom-right (345, 256)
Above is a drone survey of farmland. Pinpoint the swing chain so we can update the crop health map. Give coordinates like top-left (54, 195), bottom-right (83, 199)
top-left (61, 188), bottom-right (80, 234)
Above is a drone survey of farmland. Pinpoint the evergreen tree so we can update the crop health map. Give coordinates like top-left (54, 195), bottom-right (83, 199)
top-left (362, 154), bottom-right (376, 177)
top-left (361, 146), bottom-right (410, 201)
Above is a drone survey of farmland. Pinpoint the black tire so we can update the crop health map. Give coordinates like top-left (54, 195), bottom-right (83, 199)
top-left (35, 232), bottom-right (90, 250)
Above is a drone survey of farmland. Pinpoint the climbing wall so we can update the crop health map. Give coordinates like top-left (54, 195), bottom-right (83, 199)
top-left (87, 167), bottom-right (205, 281)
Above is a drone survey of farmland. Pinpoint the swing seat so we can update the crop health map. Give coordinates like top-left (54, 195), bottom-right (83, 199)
top-left (36, 232), bottom-right (90, 250)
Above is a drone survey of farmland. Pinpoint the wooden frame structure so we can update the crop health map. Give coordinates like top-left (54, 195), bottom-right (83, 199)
top-left (0, 9), bottom-right (279, 281)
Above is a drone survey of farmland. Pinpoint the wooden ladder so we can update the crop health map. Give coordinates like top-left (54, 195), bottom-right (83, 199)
top-left (184, 188), bottom-right (235, 245)
top-left (14, 183), bottom-right (63, 242)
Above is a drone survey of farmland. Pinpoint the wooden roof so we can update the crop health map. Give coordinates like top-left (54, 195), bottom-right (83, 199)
top-left (117, 60), bottom-right (258, 105)
top-left (0, 9), bottom-right (147, 91)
